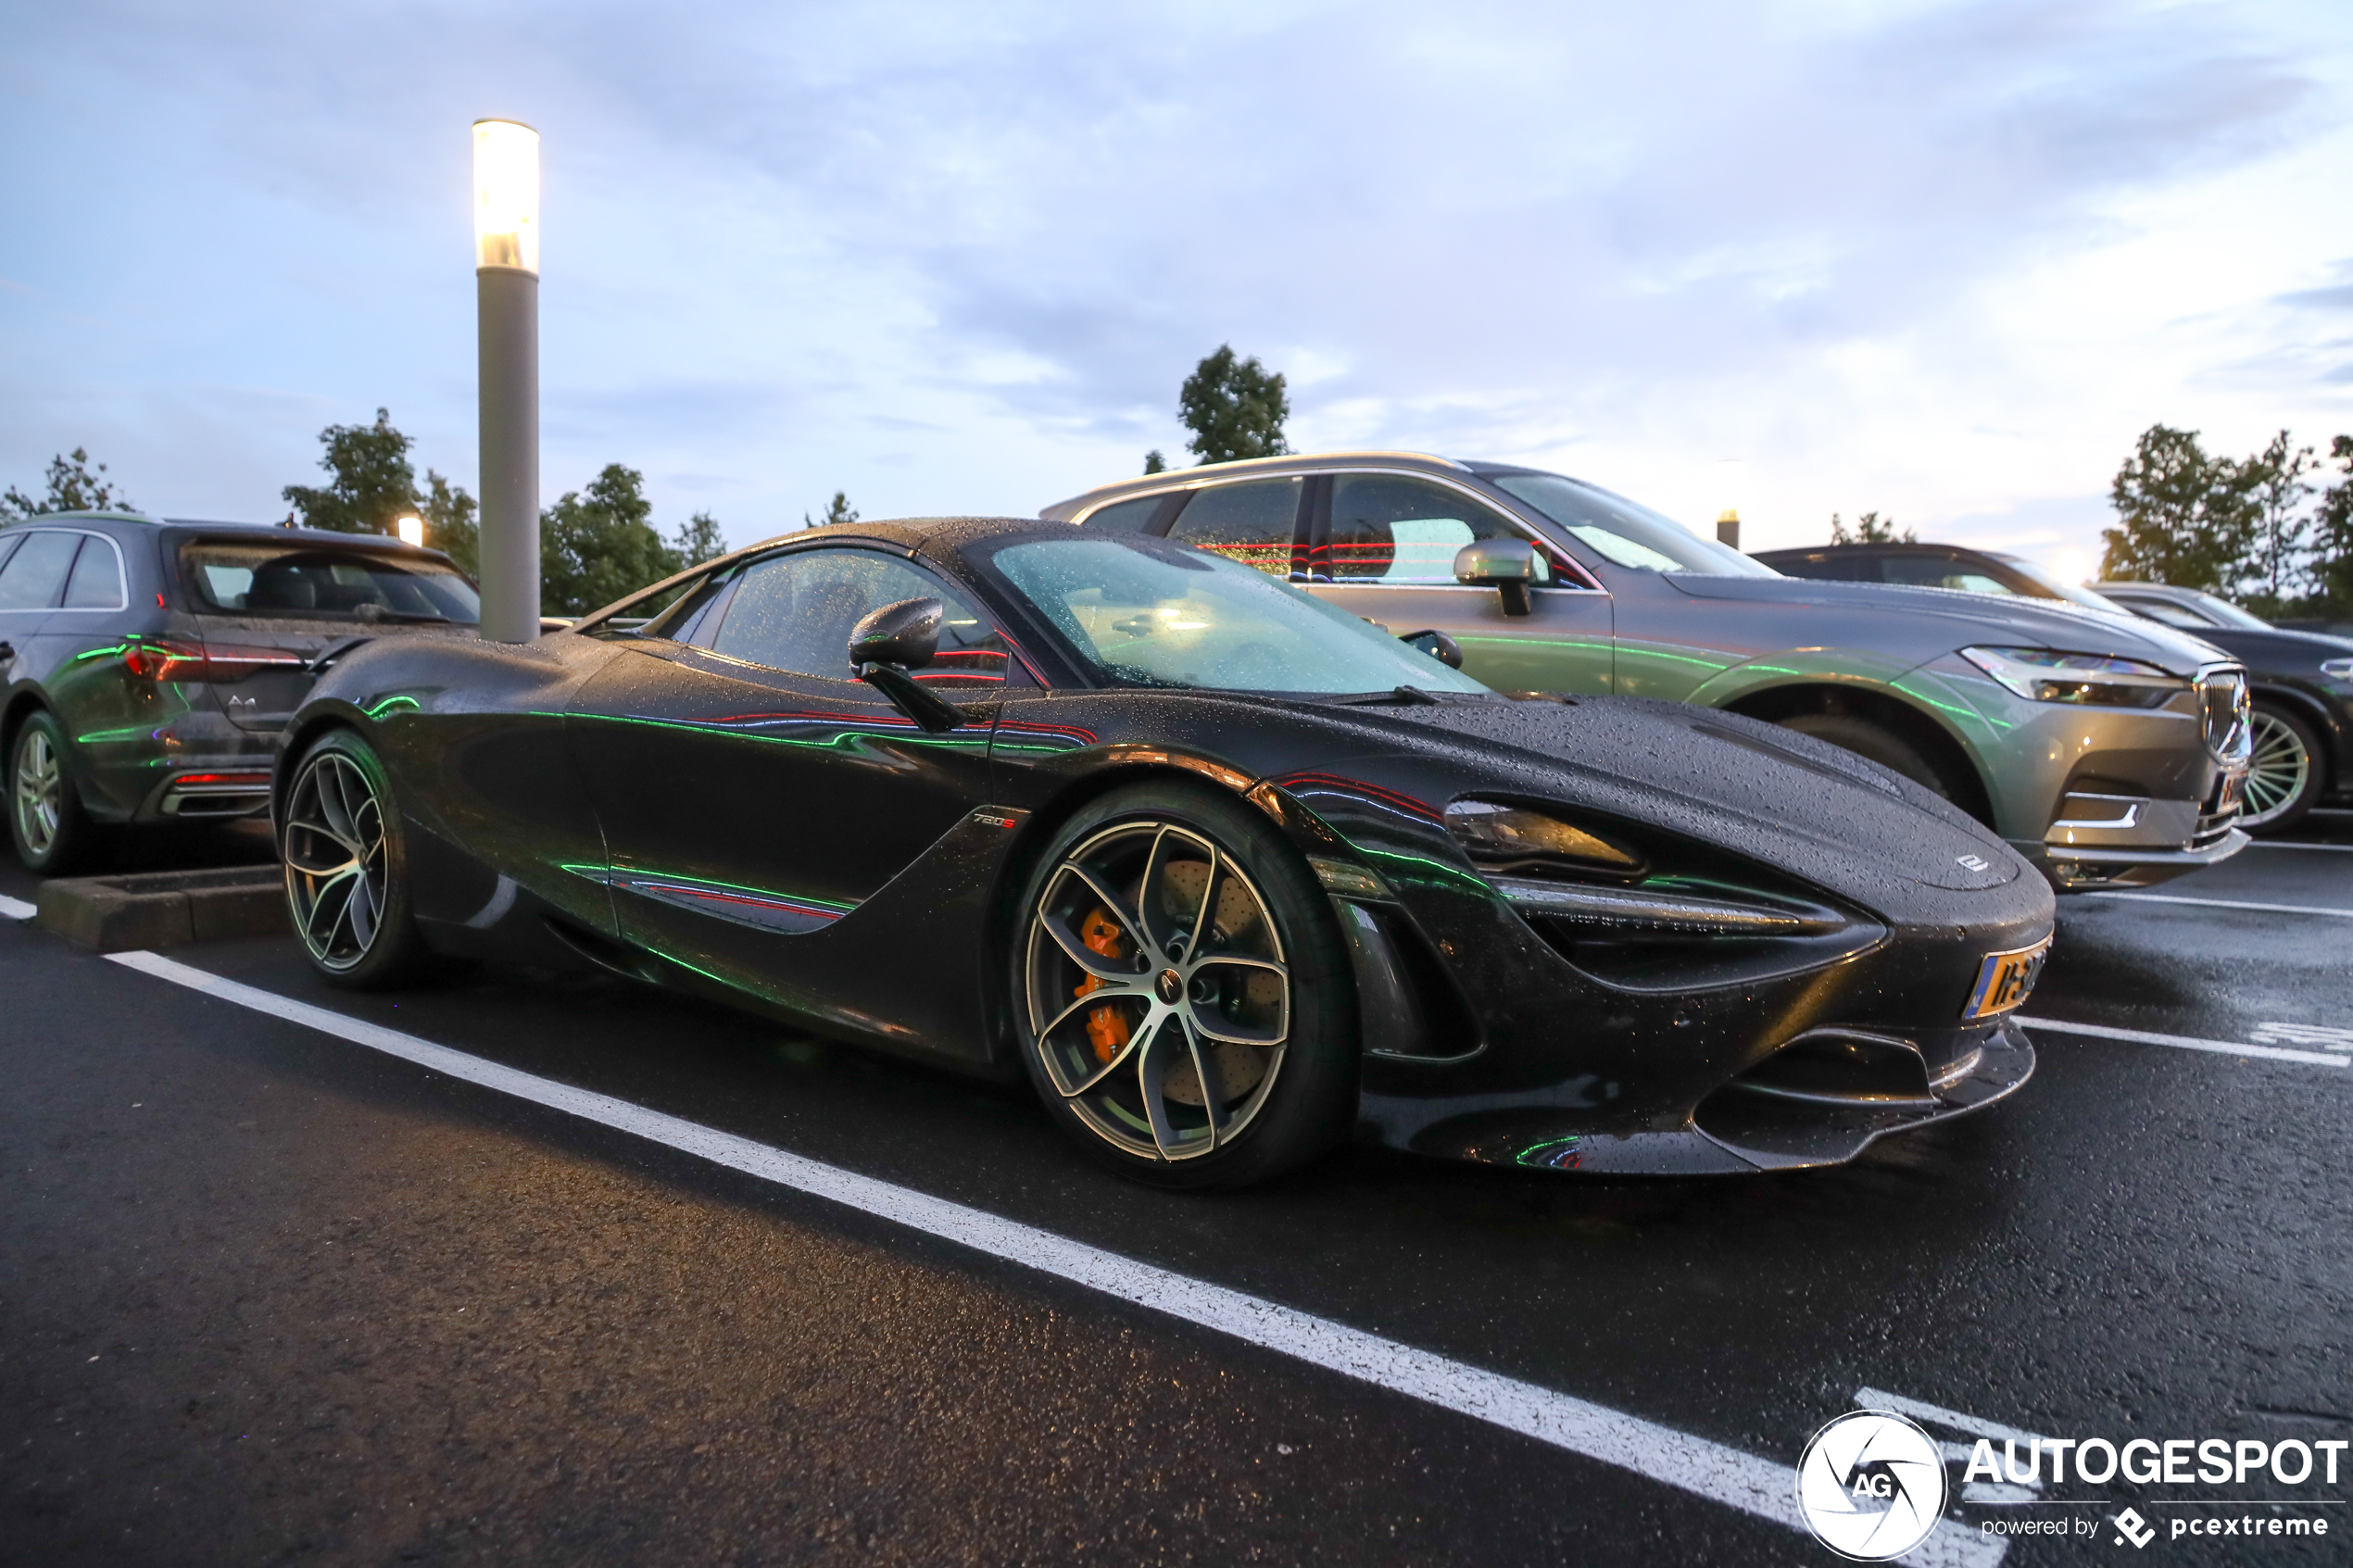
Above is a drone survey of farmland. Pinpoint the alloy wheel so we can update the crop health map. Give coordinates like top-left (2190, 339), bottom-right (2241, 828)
top-left (12, 727), bottom-right (62, 859)
top-left (1024, 821), bottom-right (1290, 1161)
top-left (2240, 709), bottom-right (2312, 828)
top-left (283, 749), bottom-right (390, 972)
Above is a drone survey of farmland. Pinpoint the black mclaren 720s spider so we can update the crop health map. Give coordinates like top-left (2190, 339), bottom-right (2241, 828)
top-left (274, 517), bottom-right (2054, 1188)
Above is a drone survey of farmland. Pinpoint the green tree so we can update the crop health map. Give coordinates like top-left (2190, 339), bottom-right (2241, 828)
top-left (1143, 449), bottom-right (1166, 475)
top-left (283, 408), bottom-right (423, 534)
top-left (1830, 509), bottom-right (1913, 544)
top-left (2097, 424), bottom-right (2259, 592)
top-left (671, 508), bottom-right (726, 566)
top-left (2241, 430), bottom-right (2317, 603)
top-left (420, 469), bottom-right (479, 576)
top-left (3, 447), bottom-right (135, 517)
top-left (2310, 434), bottom-right (2353, 610)
top-left (540, 464), bottom-right (676, 616)
top-left (804, 491), bottom-right (857, 530)
top-left (1178, 345), bottom-right (1290, 465)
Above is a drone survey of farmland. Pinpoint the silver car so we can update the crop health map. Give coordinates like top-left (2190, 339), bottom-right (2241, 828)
top-left (1043, 451), bottom-right (2252, 890)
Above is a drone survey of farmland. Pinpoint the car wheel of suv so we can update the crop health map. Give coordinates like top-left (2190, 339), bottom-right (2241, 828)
top-left (1770, 712), bottom-right (1962, 803)
top-left (8, 710), bottom-right (100, 875)
top-left (1012, 780), bottom-right (1358, 1190)
top-left (282, 729), bottom-right (435, 988)
top-left (2241, 702), bottom-right (2321, 834)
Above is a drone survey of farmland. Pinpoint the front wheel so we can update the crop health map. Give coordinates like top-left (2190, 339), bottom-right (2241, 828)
top-left (281, 730), bottom-right (434, 988)
top-left (1012, 781), bottom-right (1358, 1190)
top-left (2241, 703), bottom-right (2322, 834)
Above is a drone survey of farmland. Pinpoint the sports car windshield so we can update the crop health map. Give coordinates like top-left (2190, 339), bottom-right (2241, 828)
top-left (1490, 472), bottom-right (1777, 578)
top-left (987, 536), bottom-right (1492, 695)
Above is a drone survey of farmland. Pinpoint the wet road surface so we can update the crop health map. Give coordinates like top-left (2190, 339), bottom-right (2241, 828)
top-left (4, 815), bottom-right (2348, 1565)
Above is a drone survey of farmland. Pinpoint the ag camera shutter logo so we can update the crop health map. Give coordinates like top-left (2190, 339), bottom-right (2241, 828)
top-left (1796, 1410), bottom-right (1951, 1561)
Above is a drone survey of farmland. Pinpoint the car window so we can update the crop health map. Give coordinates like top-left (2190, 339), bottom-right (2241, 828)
top-left (1164, 478), bottom-right (1302, 577)
top-left (982, 535), bottom-right (1491, 695)
top-left (2115, 596), bottom-right (2214, 630)
top-left (60, 536), bottom-right (126, 609)
top-left (1487, 472), bottom-right (1773, 577)
top-left (181, 541), bottom-right (481, 623)
top-left (0, 531), bottom-right (84, 612)
top-left (708, 547), bottom-right (1021, 687)
top-left (1078, 495), bottom-right (1168, 534)
top-left (1876, 555), bottom-right (2020, 596)
top-left (1318, 474), bottom-right (1547, 585)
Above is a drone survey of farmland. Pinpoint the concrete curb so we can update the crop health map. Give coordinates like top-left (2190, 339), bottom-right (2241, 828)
top-left (36, 867), bottom-right (285, 953)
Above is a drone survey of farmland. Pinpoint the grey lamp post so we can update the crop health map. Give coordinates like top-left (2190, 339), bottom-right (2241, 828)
top-left (472, 119), bottom-right (540, 642)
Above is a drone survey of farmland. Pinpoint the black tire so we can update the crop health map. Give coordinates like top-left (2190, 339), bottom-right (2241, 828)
top-left (280, 729), bottom-right (435, 989)
top-left (2242, 701), bottom-right (2322, 834)
top-left (7, 710), bottom-right (101, 875)
top-left (1011, 779), bottom-right (1358, 1190)
top-left (1771, 712), bottom-right (1963, 802)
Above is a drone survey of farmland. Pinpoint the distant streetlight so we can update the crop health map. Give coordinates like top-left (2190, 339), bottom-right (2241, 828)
top-left (394, 514), bottom-right (425, 547)
top-left (472, 118), bottom-right (540, 642)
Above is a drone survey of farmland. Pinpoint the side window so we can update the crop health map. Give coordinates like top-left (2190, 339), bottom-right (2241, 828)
top-left (708, 548), bottom-right (1023, 687)
top-left (1078, 495), bottom-right (1169, 534)
top-left (0, 531), bottom-right (83, 612)
top-left (1318, 474), bottom-right (1550, 584)
top-left (2120, 597), bottom-right (2210, 630)
top-left (61, 536), bottom-right (126, 609)
top-left (1164, 478), bottom-right (1302, 577)
top-left (1879, 555), bottom-right (2017, 596)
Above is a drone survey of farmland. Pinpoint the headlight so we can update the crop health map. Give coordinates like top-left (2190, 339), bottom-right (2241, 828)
top-left (1445, 800), bottom-right (1644, 877)
top-left (2322, 656), bottom-right (2353, 682)
top-left (1959, 646), bottom-right (2184, 709)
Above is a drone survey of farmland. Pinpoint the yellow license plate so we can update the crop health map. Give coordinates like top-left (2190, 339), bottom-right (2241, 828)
top-left (1963, 938), bottom-right (2049, 1020)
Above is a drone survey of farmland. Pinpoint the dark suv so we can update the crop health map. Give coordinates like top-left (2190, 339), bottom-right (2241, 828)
top-left (1, 512), bottom-right (479, 872)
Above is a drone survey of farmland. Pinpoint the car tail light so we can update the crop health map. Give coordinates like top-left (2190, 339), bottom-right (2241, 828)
top-left (122, 639), bottom-right (307, 683)
top-left (170, 771), bottom-right (272, 788)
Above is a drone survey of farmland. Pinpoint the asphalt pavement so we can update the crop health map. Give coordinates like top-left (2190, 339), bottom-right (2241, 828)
top-left (4, 814), bottom-right (2348, 1566)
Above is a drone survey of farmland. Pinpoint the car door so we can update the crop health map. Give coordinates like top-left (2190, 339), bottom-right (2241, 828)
top-left (1302, 470), bottom-right (1615, 694)
top-left (569, 542), bottom-right (1009, 997)
top-left (0, 529), bottom-right (69, 692)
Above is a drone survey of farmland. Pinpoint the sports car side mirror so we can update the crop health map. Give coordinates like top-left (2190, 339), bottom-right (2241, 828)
top-left (849, 597), bottom-right (942, 671)
top-left (1398, 629), bottom-right (1465, 669)
top-left (849, 597), bottom-right (967, 734)
top-left (1453, 540), bottom-right (1537, 617)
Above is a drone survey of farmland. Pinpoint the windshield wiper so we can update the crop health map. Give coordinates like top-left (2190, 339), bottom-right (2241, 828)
top-left (1329, 685), bottom-right (1442, 707)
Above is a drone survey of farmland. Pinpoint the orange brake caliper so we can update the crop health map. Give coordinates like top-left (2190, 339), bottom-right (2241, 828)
top-left (1075, 908), bottom-right (1133, 1063)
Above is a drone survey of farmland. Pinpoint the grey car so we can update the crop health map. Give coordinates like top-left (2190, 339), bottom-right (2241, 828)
top-left (1042, 452), bottom-right (2252, 890)
top-left (1, 511), bottom-right (480, 872)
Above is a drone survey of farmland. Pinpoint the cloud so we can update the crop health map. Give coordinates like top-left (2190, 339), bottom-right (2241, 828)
top-left (1, 0), bottom-right (2347, 546)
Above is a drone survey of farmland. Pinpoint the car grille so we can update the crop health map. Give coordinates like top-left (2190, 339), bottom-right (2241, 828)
top-left (2196, 668), bottom-right (2250, 759)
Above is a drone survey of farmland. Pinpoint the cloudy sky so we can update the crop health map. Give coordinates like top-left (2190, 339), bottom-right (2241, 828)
top-left (4, 0), bottom-right (2348, 569)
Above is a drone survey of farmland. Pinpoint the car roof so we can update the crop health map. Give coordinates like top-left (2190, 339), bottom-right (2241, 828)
top-left (2090, 581), bottom-right (2200, 601)
top-left (1038, 450), bottom-right (1475, 522)
top-left (3, 509), bottom-right (452, 559)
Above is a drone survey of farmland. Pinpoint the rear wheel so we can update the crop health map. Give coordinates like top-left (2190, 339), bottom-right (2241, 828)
top-left (2241, 702), bottom-right (2322, 834)
top-left (1012, 780), bottom-right (1357, 1189)
top-left (8, 711), bottom-right (99, 874)
top-left (1771, 711), bottom-right (1961, 802)
top-left (282, 730), bottom-right (434, 988)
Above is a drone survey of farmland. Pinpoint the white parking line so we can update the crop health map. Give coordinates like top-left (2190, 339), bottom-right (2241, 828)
top-left (2082, 891), bottom-right (2353, 919)
top-left (1856, 1387), bottom-right (2055, 1507)
top-left (0, 894), bottom-right (35, 921)
top-left (103, 947), bottom-right (2000, 1566)
top-left (2018, 1014), bottom-right (2349, 1068)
